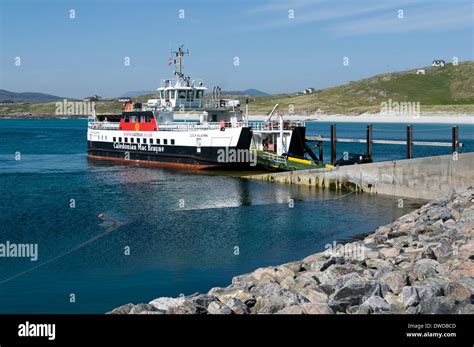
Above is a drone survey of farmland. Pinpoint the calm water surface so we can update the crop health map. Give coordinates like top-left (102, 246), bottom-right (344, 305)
top-left (0, 119), bottom-right (471, 313)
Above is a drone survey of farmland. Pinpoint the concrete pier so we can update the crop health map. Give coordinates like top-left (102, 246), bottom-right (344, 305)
top-left (245, 153), bottom-right (474, 200)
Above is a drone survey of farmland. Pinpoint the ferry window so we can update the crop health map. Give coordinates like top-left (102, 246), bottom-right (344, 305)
top-left (178, 90), bottom-right (186, 99)
top-left (196, 90), bottom-right (203, 99)
top-left (157, 139), bottom-right (160, 144)
top-left (164, 139), bottom-right (168, 145)
top-left (124, 117), bottom-right (129, 123)
top-left (160, 91), bottom-right (164, 99)
top-left (171, 139), bottom-right (175, 145)
top-left (165, 90), bottom-right (170, 100)
top-left (143, 138), bottom-right (147, 144)
top-left (137, 138), bottom-right (140, 144)
top-left (187, 90), bottom-right (194, 100)
top-left (149, 139), bottom-right (153, 144)
top-left (119, 137), bottom-right (122, 142)
top-left (131, 138), bottom-right (134, 143)
top-left (171, 90), bottom-right (175, 99)
top-left (125, 137), bottom-right (128, 143)
top-left (113, 137), bottom-right (116, 142)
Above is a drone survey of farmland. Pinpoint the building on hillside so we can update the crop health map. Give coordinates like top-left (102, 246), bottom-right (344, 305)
top-left (303, 88), bottom-right (315, 94)
top-left (84, 95), bottom-right (102, 102)
top-left (432, 60), bottom-right (445, 67)
top-left (416, 69), bottom-right (426, 75)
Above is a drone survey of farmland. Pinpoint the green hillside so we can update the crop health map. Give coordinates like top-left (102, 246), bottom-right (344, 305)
top-left (247, 61), bottom-right (474, 115)
top-left (1, 61), bottom-right (473, 117)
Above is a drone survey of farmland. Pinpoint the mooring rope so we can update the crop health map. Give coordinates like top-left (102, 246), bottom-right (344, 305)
top-left (320, 190), bottom-right (357, 201)
top-left (0, 214), bottom-right (118, 285)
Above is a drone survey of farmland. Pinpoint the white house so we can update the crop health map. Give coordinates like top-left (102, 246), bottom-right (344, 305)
top-left (416, 69), bottom-right (426, 75)
top-left (432, 60), bottom-right (445, 67)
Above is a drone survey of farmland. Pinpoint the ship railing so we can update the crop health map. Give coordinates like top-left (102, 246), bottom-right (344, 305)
top-left (87, 120), bottom-right (305, 132)
top-left (88, 121), bottom-right (120, 130)
top-left (254, 149), bottom-right (288, 165)
top-left (158, 121), bottom-right (245, 132)
top-left (247, 120), bottom-right (305, 131)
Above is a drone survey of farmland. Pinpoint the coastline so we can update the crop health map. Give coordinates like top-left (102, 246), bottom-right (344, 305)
top-left (110, 188), bottom-right (474, 315)
top-left (286, 113), bottom-right (474, 124)
top-left (1, 112), bottom-right (472, 124)
top-left (243, 113), bottom-right (473, 124)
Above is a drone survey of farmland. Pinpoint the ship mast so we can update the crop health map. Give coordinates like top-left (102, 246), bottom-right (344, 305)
top-left (172, 44), bottom-right (189, 84)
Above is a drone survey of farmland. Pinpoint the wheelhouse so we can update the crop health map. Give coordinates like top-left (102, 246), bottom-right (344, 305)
top-left (158, 82), bottom-right (206, 109)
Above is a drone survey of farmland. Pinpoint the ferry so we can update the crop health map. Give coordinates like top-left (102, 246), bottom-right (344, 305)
top-left (87, 45), bottom-right (319, 170)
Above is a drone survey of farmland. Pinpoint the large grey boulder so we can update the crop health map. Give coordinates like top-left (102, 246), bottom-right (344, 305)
top-left (359, 295), bottom-right (391, 314)
top-left (417, 296), bottom-right (457, 314)
top-left (226, 298), bottom-right (250, 314)
top-left (332, 280), bottom-right (383, 308)
top-left (415, 284), bottom-right (443, 302)
top-left (107, 303), bottom-right (135, 314)
top-left (186, 294), bottom-right (219, 314)
top-left (207, 301), bottom-right (233, 315)
top-left (381, 271), bottom-right (407, 295)
top-left (412, 258), bottom-right (439, 280)
top-left (149, 297), bottom-right (186, 311)
top-left (400, 286), bottom-right (420, 308)
top-left (129, 304), bottom-right (160, 314)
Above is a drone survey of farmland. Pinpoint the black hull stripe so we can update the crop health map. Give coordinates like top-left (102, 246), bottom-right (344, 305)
top-left (87, 127), bottom-right (253, 168)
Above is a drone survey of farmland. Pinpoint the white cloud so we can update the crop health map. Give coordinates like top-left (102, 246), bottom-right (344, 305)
top-left (248, 0), bottom-right (325, 14)
top-left (328, 2), bottom-right (473, 36)
top-left (245, 0), bottom-right (473, 36)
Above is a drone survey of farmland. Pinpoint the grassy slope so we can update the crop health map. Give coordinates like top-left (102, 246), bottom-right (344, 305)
top-left (1, 61), bottom-right (473, 116)
top-left (248, 61), bottom-right (474, 115)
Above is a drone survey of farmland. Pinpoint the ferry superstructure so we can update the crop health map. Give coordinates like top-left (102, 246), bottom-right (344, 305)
top-left (87, 45), bottom-right (315, 169)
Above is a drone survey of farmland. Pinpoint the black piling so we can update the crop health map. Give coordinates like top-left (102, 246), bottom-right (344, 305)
top-left (406, 125), bottom-right (413, 159)
top-left (330, 124), bottom-right (336, 165)
top-left (452, 126), bottom-right (459, 154)
top-left (366, 124), bottom-right (373, 157)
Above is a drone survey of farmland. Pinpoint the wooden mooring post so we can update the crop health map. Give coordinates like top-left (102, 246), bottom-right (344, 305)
top-left (305, 125), bottom-right (463, 163)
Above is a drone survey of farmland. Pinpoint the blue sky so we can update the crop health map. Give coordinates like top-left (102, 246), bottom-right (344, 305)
top-left (0, 0), bottom-right (473, 98)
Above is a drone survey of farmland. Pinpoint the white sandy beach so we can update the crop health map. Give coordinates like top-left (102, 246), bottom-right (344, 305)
top-left (174, 113), bottom-right (474, 124)
top-left (292, 113), bottom-right (474, 124)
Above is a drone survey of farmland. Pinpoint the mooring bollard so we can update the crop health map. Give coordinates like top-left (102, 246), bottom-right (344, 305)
top-left (452, 126), bottom-right (459, 154)
top-left (406, 125), bottom-right (413, 159)
top-left (366, 124), bottom-right (373, 157)
top-left (330, 124), bottom-right (336, 165)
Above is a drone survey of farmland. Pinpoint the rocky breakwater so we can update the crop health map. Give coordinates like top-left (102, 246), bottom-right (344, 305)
top-left (110, 188), bottom-right (474, 314)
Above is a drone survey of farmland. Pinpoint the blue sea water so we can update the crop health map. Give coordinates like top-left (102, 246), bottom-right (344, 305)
top-left (0, 119), bottom-right (472, 313)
